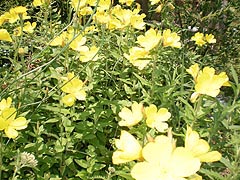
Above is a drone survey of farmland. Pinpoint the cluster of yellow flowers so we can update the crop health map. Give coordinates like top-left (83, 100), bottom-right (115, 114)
top-left (0, 97), bottom-right (28, 139)
top-left (112, 126), bottom-right (221, 180)
top-left (70, 0), bottom-right (146, 30)
top-left (124, 28), bottom-right (181, 70)
top-left (50, 27), bottom-right (99, 62)
top-left (187, 63), bottom-right (230, 102)
top-left (70, 0), bottom-right (111, 16)
top-left (118, 102), bottom-right (171, 132)
top-left (191, 32), bottom-right (216, 46)
top-left (0, 6), bottom-right (36, 42)
top-left (93, 4), bottom-right (146, 30)
top-left (60, 72), bottom-right (87, 106)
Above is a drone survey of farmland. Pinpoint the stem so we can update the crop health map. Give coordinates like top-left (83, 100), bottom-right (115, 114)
top-left (12, 150), bottom-right (21, 180)
top-left (192, 95), bottom-right (203, 128)
top-left (151, 53), bottom-right (157, 98)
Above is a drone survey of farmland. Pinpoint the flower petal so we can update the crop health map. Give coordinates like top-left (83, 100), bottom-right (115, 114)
top-left (5, 126), bottom-right (18, 139)
top-left (9, 117), bottom-right (28, 130)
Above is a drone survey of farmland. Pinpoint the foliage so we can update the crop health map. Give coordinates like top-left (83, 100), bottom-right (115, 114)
top-left (0, 0), bottom-right (239, 179)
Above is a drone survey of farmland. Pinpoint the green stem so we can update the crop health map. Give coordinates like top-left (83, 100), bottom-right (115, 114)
top-left (192, 95), bottom-right (203, 128)
top-left (151, 53), bottom-right (157, 98)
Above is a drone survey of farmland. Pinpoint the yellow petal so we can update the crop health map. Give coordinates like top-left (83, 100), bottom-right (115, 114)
top-left (5, 126), bottom-right (18, 139)
top-left (131, 162), bottom-right (160, 180)
top-left (0, 97), bottom-right (12, 112)
top-left (118, 102), bottom-right (143, 127)
top-left (143, 135), bottom-right (172, 165)
top-left (2, 108), bottom-right (17, 121)
top-left (197, 151), bottom-right (222, 162)
top-left (170, 147), bottom-right (201, 177)
top-left (0, 29), bottom-right (12, 42)
top-left (74, 90), bottom-right (86, 100)
top-left (112, 130), bottom-right (142, 164)
top-left (62, 94), bottom-right (76, 107)
top-left (0, 117), bottom-right (8, 130)
top-left (188, 174), bottom-right (202, 180)
top-left (9, 117), bottom-right (28, 130)
top-left (187, 63), bottom-right (200, 82)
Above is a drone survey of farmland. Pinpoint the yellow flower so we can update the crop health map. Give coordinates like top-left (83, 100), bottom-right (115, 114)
top-left (33, 0), bottom-right (48, 6)
top-left (112, 130), bottom-right (142, 164)
top-left (186, 63), bottom-right (200, 82)
top-left (111, 6), bottom-right (132, 29)
top-left (162, 29), bottom-right (181, 48)
top-left (145, 104), bottom-right (171, 132)
top-left (69, 34), bottom-right (87, 52)
top-left (12, 6), bottom-right (28, 14)
top-left (79, 6), bottom-right (93, 16)
top-left (185, 126), bottom-right (222, 162)
top-left (98, 0), bottom-right (111, 10)
top-left (155, 4), bottom-right (163, 13)
top-left (23, 21), bottom-right (37, 33)
top-left (131, 135), bottom-right (201, 180)
top-left (50, 31), bottom-right (69, 47)
top-left (0, 97), bottom-right (12, 114)
top-left (118, 102), bottom-right (143, 127)
top-left (130, 13), bottom-right (146, 30)
top-left (205, 34), bottom-right (216, 44)
top-left (124, 47), bottom-right (151, 70)
top-left (0, 14), bottom-right (7, 26)
top-left (79, 46), bottom-right (99, 62)
top-left (14, 21), bottom-right (37, 36)
top-left (93, 9), bottom-right (111, 24)
top-left (0, 108), bottom-right (28, 139)
top-left (6, 6), bottom-right (30, 23)
top-left (0, 29), bottom-right (12, 42)
top-left (137, 28), bottom-right (161, 51)
top-left (119, 0), bottom-right (134, 6)
top-left (61, 72), bottom-right (86, 106)
top-left (149, 0), bottom-right (161, 5)
top-left (187, 63), bottom-right (230, 102)
top-left (70, 0), bottom-right (87, 10)
top-left (191, 32), bottom-right (206, 46)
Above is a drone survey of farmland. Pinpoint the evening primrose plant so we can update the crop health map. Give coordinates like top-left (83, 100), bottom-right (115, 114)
top-left (0, 0), bottom-right (239, 179)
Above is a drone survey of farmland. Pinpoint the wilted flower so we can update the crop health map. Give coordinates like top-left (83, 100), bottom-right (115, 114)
top-left (0, 108), bottom-right (28, 139)
top-left (0, 29), bottom-right (12, 42)
top-left (185, 126), bottom-right (222, 162)
top-left (162, 29), bottom-right (181, 48)
top-left (61, 72), bottom-right (86, 106)
top-left (118, 102), bottom-right (143, 127)
top-left (112, 130), bottom-right (142, 164)
top-left (20, 152), bottom-right (38, 167)
top-left (131, 135), bottom-right (201, 180)
top-left (145, 104), bottom-right (171, 132)
top-left (137, 28), bottom-right (161, 51)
